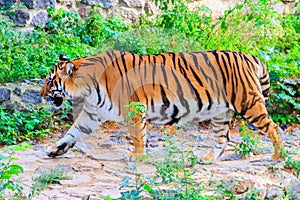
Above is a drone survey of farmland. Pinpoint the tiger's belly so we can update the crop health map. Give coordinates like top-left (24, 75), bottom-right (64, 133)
top-left (144, 100), bottom-right (232, 126)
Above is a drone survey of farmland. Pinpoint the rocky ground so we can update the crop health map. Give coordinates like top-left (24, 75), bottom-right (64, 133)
top-left (0, 80), bottom-right (300, 199)
top-left (3, 122), bottom-right (300, 200)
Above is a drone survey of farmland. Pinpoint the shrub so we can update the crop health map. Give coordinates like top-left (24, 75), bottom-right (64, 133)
top-left (0, 106), bottom-right (54, 145)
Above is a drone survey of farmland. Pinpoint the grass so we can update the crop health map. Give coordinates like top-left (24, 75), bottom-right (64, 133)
top-left (29, 167), bottom-right (70, 198)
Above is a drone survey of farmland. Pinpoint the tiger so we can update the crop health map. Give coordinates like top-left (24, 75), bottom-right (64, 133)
top-left (40, 50), bottom-right (285, 162)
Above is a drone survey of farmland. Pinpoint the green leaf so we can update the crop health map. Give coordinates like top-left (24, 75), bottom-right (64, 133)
top-left (142, 182), bottom-right (155, 193)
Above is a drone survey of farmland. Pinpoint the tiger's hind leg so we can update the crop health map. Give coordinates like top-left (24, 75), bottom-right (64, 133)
top-left (242, 100), bottom-right (284, 160)
top-left (202, 109), bottom-right (233, 162)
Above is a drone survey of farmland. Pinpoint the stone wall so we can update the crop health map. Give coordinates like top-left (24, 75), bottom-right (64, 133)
top-left (0, 0), bottom-right (297, 29)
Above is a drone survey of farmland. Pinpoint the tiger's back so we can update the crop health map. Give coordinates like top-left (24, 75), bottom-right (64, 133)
top-left (78, 51), bottom-right (267, 124)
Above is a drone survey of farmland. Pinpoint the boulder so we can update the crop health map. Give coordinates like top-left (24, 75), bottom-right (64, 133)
top-left (8, 9), bottom-right (30, 27)
top-left (266, 186), bottom-right (283, 200)
top-left (0, 0), bottom-right (16, 7)
top-left (22, 89), bottom-right (42, 104)
top-left (13, 87), bottom-right (21, 96)
top-left (20, 0), bottom-right (56, 9)
top-left (81, 0), bottom-right (119, 9)
top-left (32, 11), bottom-right (50, 27)
top-left (123, 0), bottom-right (144, 8)
top-left (0, 88), bottom-right (11, 103)
top-left (110, 7), bottom-right (139, 23)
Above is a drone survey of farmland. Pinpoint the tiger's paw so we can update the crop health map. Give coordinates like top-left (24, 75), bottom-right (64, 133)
top-left (271, 152), bottom-right (285, 161)
top-left (46, 142), bottom-right (75, 157)
top-left (124, 151), bottom-right (146, 162)
top-left (199, 153), bottom-right (215, 165)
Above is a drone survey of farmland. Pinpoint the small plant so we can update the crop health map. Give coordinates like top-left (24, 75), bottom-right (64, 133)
top-left (0, 142), bottom-right (32, 198)
top-left (123, 102), bottom-right (147, 126)
top-left (234, 122), bottom-right (260, 157)
top-left (119, 164), bottom-right (155, 200)
top-left (284, 152), bottom-right (300, 178)
top-left (243, 189), bottom-right (260, 200)
top-left (0, 106), bottom-right (54, 145)
top-left (29, 167), bottom-right (70, 198)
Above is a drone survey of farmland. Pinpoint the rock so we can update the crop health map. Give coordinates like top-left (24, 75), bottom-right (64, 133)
top-left (110, 7), bottom-right (139, 23)
top-left (149, 142), bottom-right (159, 148)
top-left (62, 186), bottom-right (96, 198)
top-left (81, 0), bottom-right (118, 8)
top-left (281, 133), bottom-right (297, 141)
top-left (32, 11), bottom-right (50, 27)
top-left (20, 0), bottom-right (56, 9)
top-left (78, 161), bottom-right (103, 171)
top-left (147, 131), bottom-right (164, 141)
top-left (38, 79), bottom-right (45, 85)
top-left (0, 88), bottom-right (11, 102)
top-left (282, 172), bottom-right (300, 199)
top-left (22, 89), bottom-right (41, 104)
top-left (266, 186), bottom-right (284, 200)
top-left (74, 141), bottom-right (93, 154)
top-left (78, 6), bottom-right (92, 20)
top-left (235, 179), bottom-right (255, 194)
top-left (291, 129), bottom-right (300, 136)
top-left (284, 78), bottom-right (298, 86)
top-left (247, 123), bottom-right (258, 130)
top-left (61, 173), bottom-right (91, 185)
top-left (256, 146), bottom-right (273, 154)
top-left (280, 124), bottom-right (288, 131)
top-left (219, 154), bottom-right (242, 161)
top-left (23, 79), bottom-right (32, 84)
top-left (123, 0), bottom-right (144, 8)
top-left (7, 9), bottom-right (30, 27)
top-left (91, 152), bottom-right (124, 161)
top-left (0, 101), bottom-right (16, 110)
top-left (0, 0), bottom-right (16, 6)
top-left (13, 87), bottom-right (21, 96)
top-left (144, 0), bottom-right (158, 15)
top-left (215, 167), bottom-right (237, 174)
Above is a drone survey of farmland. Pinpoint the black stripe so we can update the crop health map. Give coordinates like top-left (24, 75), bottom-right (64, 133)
top-left (160, 54), bottom-right (168, 88)
top-left (152, 56), bottom-right (156, 88)
top-left (206, 90), bottom-right (213, 110)
top-left (87, 74), bottom-right (101, 105)
top-left (78, 125), bottom-right (93, 134)
top-left (212, 51), bottom-right (230, 108)
top-left (250, 113), bottom-right (266, 124)
top-left (83, 109), bottom-right (98, 120)
top-left (170, 68), bottom-right (190, 117)
top-left (160, 85), bottom-right (170, 109)
top-left (107, 51), bottom-right (116, 68)
top-left (81, 62), bottom-right (94, 67)
top-left (165, 105), bottom-right (180, 125)
top-left (150, 98), bottom-right (155, 112)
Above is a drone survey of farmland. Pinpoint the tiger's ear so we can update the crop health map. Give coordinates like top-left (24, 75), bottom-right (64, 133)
top-left (59, 54), bottom-right (69, 61)
top-left (66, 62), bottom-right (75, 75)
top-left (58, 54), bottom-right (74, 76)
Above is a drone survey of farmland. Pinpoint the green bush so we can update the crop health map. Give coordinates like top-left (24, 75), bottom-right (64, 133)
top-left (0, 106), bottom-right (54, 145)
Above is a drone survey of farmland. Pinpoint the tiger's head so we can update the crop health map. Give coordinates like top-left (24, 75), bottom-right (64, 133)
top-left (40, 54), bottom-right (81, 107)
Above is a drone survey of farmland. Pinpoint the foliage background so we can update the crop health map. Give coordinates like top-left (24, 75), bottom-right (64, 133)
top-left (0, 0), bottom-right (299, 124)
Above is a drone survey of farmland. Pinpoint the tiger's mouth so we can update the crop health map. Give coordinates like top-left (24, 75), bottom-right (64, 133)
top-left (46, 96), bottom-right (63, 107)
top-left (53, 96), bottom-right (63, 107)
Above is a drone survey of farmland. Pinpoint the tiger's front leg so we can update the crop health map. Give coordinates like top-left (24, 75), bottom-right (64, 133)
top-left (47, 107), bottom-right (101, 157)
